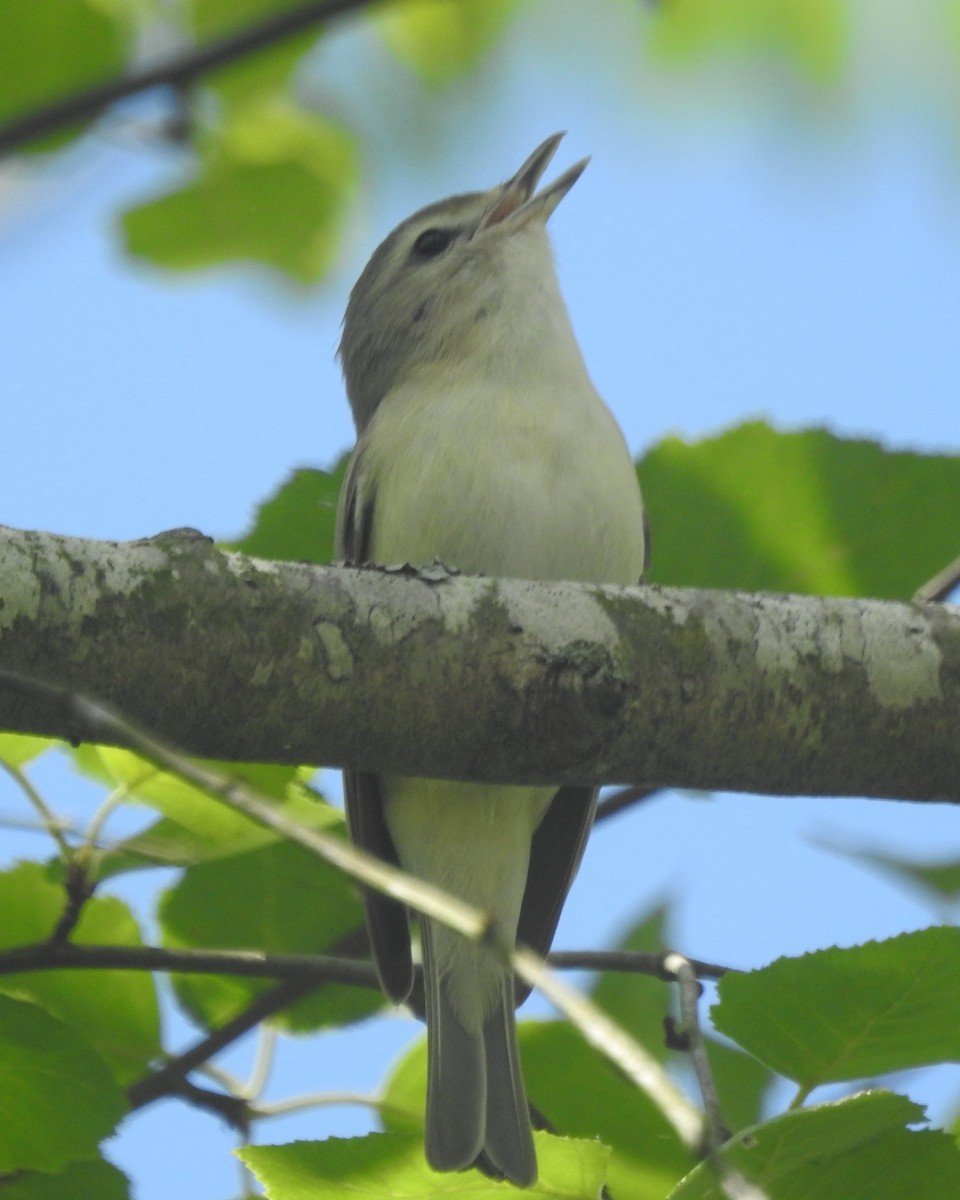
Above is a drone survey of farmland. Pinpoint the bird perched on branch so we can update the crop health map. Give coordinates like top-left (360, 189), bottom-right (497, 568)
top-left (336, 134), bottom-right (647, 1186)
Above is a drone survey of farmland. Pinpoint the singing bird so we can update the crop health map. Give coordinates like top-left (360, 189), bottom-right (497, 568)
top-left (336, 134), bottom-right (647, 1186)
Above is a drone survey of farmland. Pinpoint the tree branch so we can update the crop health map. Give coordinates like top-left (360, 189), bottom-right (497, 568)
top-left (915, 552), bottom-right (960, 603)
top-left (0, 0), bottom-right (388, 157)
top-left (127, 976), bottom-right (321, 1111)
top-left (0, 940), bottom-right (379, 985)
top-left (1, 525), bottom-right (957, 800)
top-left (0, 940), bottom-right (733, 984)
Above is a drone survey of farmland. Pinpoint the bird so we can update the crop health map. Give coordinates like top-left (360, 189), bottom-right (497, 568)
top-left (335, 133), bottom-right (647, 1186)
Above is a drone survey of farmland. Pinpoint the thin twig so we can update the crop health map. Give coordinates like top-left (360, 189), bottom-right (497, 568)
top-left (0, 940), bottom-right (379, 985)
top-left (244, 1026), bottom-right (277, 1100)
top-left (253, 1090), bottom-right (414, 1122)
top-left (914, 553), bottom-right (960, 603)
top-left (549, 949), bottom-right (734, 981)
top-left (0, 760), bottom-right (72, 861)
top-left (662, 954), bottom-right (773, 1199)
top-left (0, 940), bottom-right (735, 984)
top-left (664, 952), bottom-right (727, 1151)
top-left (4, 670), bottom-right (705, 1147)
top-left (162, 1078), bottom-right (251, 1131)
top-left (0, 0), bottom-right (394, 157)
top-left (48, 862), bottom-right (97, 943)
top-left (595, 785), bottom-right (660, 822)
top-left (127, 976), bottom-right (320, 1111)
top-left (84, 779), bottom-right (140, 852)
top-left (517, 944), bottom-right (704, 1151)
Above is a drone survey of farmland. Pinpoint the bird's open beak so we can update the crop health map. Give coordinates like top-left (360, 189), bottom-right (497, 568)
top-left (477, 133), bottom-right (588, 233)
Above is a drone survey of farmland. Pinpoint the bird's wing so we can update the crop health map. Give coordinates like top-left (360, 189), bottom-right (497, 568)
top-left (515, 786), bottom-right (597, 1004)
top-left (337, 446), bottom-right (414, 1005)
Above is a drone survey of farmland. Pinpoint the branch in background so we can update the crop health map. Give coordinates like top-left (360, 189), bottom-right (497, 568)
top-left (0, 0), bottom-right (384, 157)
top-left (664, 952), bottom-right (728, 1150)
top-left (914, 552), bottom-right (960, 603)
top-left (162, 1078), bottom-right (251, 1131)
top-left (663, 953), bottom-right (772, 1200)
top-left (1, 674), bottom-right (705, 1148)
top-left (0, 941), bottom-right (735, 984)
top-left (127, 975), bottom-right (321, 1111)
top-left (516, 939), bottom-right (704, 1151)
top-left (48, 862), bottom-right (97, 943)
top-left (550, 949), bottom-right (733, 982)
top-left (0, 940), bottom-right (379, 985)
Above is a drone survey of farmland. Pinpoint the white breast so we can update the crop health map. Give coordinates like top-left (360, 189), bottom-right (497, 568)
top-left (362, 372), bottom-right (646, 587)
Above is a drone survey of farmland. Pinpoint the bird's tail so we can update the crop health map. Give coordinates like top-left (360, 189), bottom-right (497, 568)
top-left (421, 922), bottom-right (537, 1187)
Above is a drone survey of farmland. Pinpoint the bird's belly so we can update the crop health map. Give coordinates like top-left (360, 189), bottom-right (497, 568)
top-left (365, 380), bottom-right (646, 585)
top-left (382, 776), bottom-right (553, 1030)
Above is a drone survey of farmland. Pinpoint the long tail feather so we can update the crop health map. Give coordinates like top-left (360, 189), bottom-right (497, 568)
top-left (423, 922), bottom-right (485, 1172)
top-left (480, 974), bottom-right (537, 1187)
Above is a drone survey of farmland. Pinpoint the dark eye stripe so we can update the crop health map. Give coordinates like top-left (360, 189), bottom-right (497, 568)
top-left (413, 227), bottom-right (455, 258)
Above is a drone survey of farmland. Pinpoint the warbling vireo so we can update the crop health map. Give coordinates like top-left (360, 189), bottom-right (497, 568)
top-left (336, 134), bottom-right (647, 1186)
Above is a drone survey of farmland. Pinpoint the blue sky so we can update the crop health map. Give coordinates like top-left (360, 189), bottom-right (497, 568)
top-left (2, 4), bottom-right (960, 1198)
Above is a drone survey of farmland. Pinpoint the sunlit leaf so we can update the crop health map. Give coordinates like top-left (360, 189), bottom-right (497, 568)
top-left (713, 927), bottom-right (960, 1090)
top-left (190, 0), bottom-right (309, 39)
top-left (522, 1022), bottom-right (692, 1198)
top-left (648, 0), bottom-right (845, 84)
top-left (640, 422), bottom-right (960, 598)
top-left (382, 1018), bottom-right (690, 1197)
top-left (231, 462), bottom-right (348, 564)
top-left (240, 1130), bottom-right (608, 1197)
top-left (375, 0), bottom-right (521, 86)
top-left (0, 732), bottom-right (57, 769)
top-left (71, 745), bottom-right (330, 862)
top-left (669, 1091), bottom-right (960, 1199)
top-left (0, 0), bottom-right (131, 149)
top-left (121, 105), bottom-right (357, 282)
top-left (187, 0), bottom-right (322, 109)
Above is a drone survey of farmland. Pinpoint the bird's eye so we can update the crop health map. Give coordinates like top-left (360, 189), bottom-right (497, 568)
top-left (413, 227), bottom-right (455, 258)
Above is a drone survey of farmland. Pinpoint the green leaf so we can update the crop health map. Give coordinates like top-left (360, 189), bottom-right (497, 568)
top-left (648, 0), bottom-right (845, 84)
top-left (0, 994), bottom-right (127, 1174)
top-left (188, 0), bottom-right (321, 108)
top-left (0, 732), bottom-right (57, 768)
top-left (1, 1157), bottom-right (130, 1200)
top-left (668, 1091), bottom-right (960, 1200)
top-left (190, 0), bottom-right (310, 39)
top-left (520, 1022), bottom-right (693, 1197)
top-left (231, 462), bottom-right (348, 564)
top-left (0, 0), bottom-right (131, 149)
top-left (71, 745), bottom-right (332, 865)
top-left (590, 901), bottom-right (671, 1062)
top-left (640, 422), bottom-right (960, 598)
top-left (121, 105), bottom-right (357, 282)
top-left (381, 1021), bottom-right (690, 1196)
top-left (239, 1131), bottom-right (609, 1197)
top-left (815, 838), bottom-right (960, 906)
top-left (378, 1034), bottom-right (429, 1135)
top-left (713, 927), bottom-right (960, 1091)
top-left (0, 862), bottom-right (160, 1084)
top-left (375, 0), bottom-right (522, 86)
top-left (208, 28), bottom-right (319, 107)
top-left (159, 837), bottom-right (379, 1031)
top-left (703, 1035), bottom-right (775, 1134)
